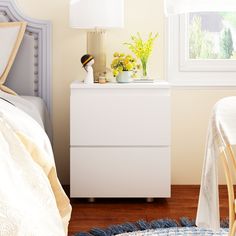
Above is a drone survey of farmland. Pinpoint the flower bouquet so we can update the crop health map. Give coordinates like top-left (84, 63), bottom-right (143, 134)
top-left (111, 52), bottom-right (139, 83)
top-left (125, 32), bottom-right (158, 78)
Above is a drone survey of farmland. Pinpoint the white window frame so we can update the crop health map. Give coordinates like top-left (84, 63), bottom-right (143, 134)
top-left (166, 14), bottom-right (236, 87)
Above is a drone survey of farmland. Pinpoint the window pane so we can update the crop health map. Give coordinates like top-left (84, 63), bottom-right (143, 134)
top-left (189, 12), bottom-right (236, 59)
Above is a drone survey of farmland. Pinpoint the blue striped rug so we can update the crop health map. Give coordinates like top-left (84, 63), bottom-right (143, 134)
top-left (117, 227), bottom-right (229, 236)
top-left (75, 218), bottom-right (229, 236)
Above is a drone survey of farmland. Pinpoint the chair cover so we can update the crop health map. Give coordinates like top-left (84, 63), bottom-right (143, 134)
top-left (196, 96), bottom-right (236, 230)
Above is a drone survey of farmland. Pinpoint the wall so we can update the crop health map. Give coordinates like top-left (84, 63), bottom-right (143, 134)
top-left (16, 0), bottom-right (236, 185)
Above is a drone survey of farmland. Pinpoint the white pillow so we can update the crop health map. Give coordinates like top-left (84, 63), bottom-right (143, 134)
top-left (0, 22), bottom-right (26, 94)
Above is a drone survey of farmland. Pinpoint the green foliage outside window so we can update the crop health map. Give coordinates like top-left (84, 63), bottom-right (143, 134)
top-left (220, 28), bottom-right (234, 59)
top-left (189, 16), bottom-right (216, 59)
top-left (189, 13), bottom-right (236, 60)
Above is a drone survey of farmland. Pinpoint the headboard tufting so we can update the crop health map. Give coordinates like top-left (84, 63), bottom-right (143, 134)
top-left (0, 0), bottom-right (52, 117)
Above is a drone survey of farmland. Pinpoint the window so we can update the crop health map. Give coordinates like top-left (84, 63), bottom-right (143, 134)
top-left (189, 12), bottom-right (236, 60)
top-left (167, 12), bottom-right (236, 86)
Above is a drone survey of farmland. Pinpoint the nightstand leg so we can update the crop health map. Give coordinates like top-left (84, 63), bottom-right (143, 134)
top-left (88, 198), bottom-right (95, 203)
top-left (146, 198), bottom-right (154, 203)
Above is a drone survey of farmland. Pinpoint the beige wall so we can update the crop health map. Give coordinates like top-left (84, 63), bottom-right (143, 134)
top-left (17, 0), bottom-right (236, 185)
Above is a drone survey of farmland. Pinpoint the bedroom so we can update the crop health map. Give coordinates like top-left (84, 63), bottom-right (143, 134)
top-left (0, 0), bottom-right (236, 235)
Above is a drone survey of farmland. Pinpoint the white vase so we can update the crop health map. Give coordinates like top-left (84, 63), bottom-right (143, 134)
top-left (116, 71), bottom-right (132, 83)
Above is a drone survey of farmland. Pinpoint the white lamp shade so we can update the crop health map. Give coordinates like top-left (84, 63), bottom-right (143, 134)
top-left (70, 0), bottom-right (124, 29)
top-left (165, 0), bottom-right (236, 16)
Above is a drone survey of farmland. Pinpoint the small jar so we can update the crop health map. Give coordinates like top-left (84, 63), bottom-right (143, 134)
top-left (99, 76), bottom-right (106, 84)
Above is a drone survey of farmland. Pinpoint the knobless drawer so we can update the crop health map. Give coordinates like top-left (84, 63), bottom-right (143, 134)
top-left (70, 88), bottom-right (171, 146)
top-left (70, 147), bottom-right (171, 198)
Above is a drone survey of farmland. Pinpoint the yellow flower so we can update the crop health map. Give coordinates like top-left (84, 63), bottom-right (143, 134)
top-left (113, 69), bottom-right (119, 77)
top-left (124, 32), bottom-right (159, 62)
top-left (113, 52), bottom-right (119, 57)
top-left (126, 63), bottom-right (133, 71)
top-left (111, 52), bottom-right (139, 76)
top-left (124, 59), bottom-right (130, 65)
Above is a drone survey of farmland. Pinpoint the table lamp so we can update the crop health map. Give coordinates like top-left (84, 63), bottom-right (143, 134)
top-left (70, 0), bottom-right (124, 82)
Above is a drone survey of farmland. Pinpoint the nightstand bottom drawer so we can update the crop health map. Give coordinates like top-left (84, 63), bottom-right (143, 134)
top-left (70, 147), bottom-right (170, 198)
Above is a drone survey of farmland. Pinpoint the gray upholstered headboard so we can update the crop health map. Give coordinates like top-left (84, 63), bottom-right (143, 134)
top-left (0, 0), bottom-right (52, 117)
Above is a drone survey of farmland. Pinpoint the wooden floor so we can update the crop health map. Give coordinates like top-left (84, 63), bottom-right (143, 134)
top-left (68, 185), bottom-right (229, 236)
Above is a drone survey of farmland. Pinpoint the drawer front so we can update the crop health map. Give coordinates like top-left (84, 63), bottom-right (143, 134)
top-left (70, 147), bottom-right (170, 198)
top-left (70, 89), bottom-right (171, 146)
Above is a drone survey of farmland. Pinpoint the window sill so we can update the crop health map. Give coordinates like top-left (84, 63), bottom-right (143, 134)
top-left (168, 80), bottom-right (236, 89)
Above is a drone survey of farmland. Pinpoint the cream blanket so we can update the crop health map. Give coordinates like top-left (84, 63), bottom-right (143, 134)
top-left (0, 98), bottom-right (71, 235)
top-left (196, 97), bottom-right (236, 231)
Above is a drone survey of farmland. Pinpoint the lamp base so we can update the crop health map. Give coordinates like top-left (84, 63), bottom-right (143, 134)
top-left (87, 30), bottom-right (106, 82)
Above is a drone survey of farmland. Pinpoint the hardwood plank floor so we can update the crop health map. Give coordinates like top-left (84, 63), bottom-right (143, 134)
top-left (67, 185), bottom-right (229, 236)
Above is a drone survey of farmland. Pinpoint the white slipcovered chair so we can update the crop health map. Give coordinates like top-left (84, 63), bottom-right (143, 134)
top-left (221, 135), bottom-right (236, 236)
top-left (196, 97), bottom-right (236, 235)
top-left (164, 2), bottom-right (236, 234)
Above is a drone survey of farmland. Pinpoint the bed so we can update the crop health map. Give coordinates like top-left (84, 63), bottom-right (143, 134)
top-left (0, 0), bottom-right (52, 139)
top-left (0, 0), bottom-right (71, 235)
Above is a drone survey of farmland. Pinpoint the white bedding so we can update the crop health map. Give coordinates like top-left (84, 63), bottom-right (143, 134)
top-left (0, 91), bottom-right (52, 140)
top-left (0, 92), bottom-right (71, 235)
top-left (22, 95), bottom-right (52, 141)
top-left (0, 91), bottom-right (43, 126)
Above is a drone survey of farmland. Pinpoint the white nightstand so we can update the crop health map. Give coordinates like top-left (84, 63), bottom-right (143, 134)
top-left (70, 81), bottom-right (171, 198)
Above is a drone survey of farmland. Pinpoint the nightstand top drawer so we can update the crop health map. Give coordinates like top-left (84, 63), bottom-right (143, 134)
top-left (70, 88), bottom-right (171, 146)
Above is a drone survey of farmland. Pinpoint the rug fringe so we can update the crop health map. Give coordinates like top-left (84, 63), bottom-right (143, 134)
top-left (74, 217), bottom-right (229, 236)
top-left (179, 217), bottom-right (195, 227)
top-left (221, 218), bottom-right (229, 228)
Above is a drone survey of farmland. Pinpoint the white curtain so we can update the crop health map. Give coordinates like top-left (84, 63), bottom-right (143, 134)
top-left (165, 0), bottom-right (236, 16)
